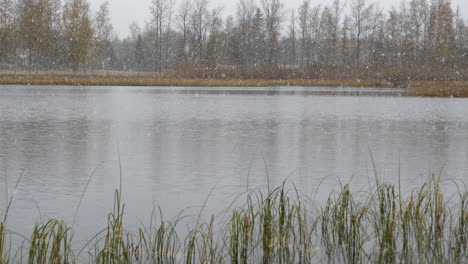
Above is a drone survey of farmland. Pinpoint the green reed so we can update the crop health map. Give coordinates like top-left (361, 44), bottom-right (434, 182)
top-left (1, 175), bottom-right (467, 263)
top-left (27, 219), bottom-right (74, 264)
top-left (0, 221), bottom-right (6, 263)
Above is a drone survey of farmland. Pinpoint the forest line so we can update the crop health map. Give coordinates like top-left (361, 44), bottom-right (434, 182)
top-left (0, 0), bottom-right (467, 74)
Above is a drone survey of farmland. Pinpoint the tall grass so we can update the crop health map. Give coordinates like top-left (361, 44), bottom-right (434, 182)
top-left (407, 81), bottom-right (468, 97)
top-left (0, 74), bottom-right (394, 88)
top-left (0, 221), bottom-right (6, 263)
top-left (27, 220), bottom-right (73, 264)
top-left (1, 172), bottom-right (24, 264)
top-left (1, 176), bottom-right (467, 263)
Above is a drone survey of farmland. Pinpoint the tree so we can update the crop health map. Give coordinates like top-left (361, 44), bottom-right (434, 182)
top-left (407, 0), bottom-right (430, 64)
top-left (149, 0), bottom-right (174, 71)
top-left (62, 0), bottom-right (94, 72)
top-left (464, 19), bottom-right (468, 67)
top-left (286, 10), bottom-right (297, 66)
top-left (150, 0), bottom-right (164, 70)
top-left (319, 7), bottom-right (334, 65)
top-left (93, 1), bottom-right (113, 70)
top-left (0, 0), bottom-right (15, 65)
top-left (249, 8), bottom-right (266, 66)
top-left (18, 0), bottom-right (58, 70)
top-left (3, 0), bottom-right (467, 72)
top-left (225, 15), bottom-right (243, 65)
top-left (236, 0), bottom-right (256, 65)
top-left (134, 34), bottom-right (144, 71)
top-left (261, 0), bottom-right (283, 64)
top-left (177, 0), bottom-right (191, 64)
top-left (385, 8), bottom-right (400, 64)
top-left (366, 6), bottom-right (383, 65)
top-left (309, 4), bottom-right (322, 65)
top-left (49, 0), bottom-right (64, 71)
top-left (129, 22), bottom-right (141, 42)
top-left (190, 0), bottom-right (210, 63)
top-left (350, 0), bottom-right (374, 65)
top-left (298, 0), bottom-right (310, 66)
top-left (204, 8), bottom-right (223, 66)
top-left (237, 0), bottom-right (256, 26)
top-left (453, 6), bottom-right (465, 66)
top-left (127, 21), bottom-right (141, 70)
top-left (428, 0), bottom-right (455, 64)
top-left (331, 0), bottom-right (343, 65)
top-left (340, 16), bottom-right (353, 65)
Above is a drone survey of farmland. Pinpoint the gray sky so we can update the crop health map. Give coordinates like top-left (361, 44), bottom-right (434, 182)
top-left (88, 0), bottom-right (468, 38)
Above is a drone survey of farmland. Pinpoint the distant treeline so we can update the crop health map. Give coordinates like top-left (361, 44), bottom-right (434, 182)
top-left (0, 0), bottom-right (467, 73)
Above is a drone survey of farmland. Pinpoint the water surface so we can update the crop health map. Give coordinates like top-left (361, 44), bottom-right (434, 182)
top-left (0, 85), bottom-right (467, 238)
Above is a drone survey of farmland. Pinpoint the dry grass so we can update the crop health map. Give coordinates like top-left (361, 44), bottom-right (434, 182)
top-left (407, 81), bottom-right (468, 97)
top-left (0, 73), bottom-right (391, 88)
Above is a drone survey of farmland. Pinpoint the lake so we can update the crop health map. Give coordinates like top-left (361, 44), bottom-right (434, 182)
top-left (1, 85), bottom-right (467, 239)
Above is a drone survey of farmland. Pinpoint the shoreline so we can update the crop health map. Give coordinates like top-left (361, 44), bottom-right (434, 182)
top-left (0, 74), bottom-right (393, 88)
top-left (1, 73), bottom-right (467, 97)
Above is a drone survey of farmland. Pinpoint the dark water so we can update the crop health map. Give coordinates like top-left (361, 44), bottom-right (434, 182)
top-left (0, 85), bottom-right (467, 238)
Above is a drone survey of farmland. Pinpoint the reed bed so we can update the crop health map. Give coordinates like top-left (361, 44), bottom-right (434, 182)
top-left (407, 81), bottom-right (468, 97)
top-left (0, 176), bottom-right (467, 263)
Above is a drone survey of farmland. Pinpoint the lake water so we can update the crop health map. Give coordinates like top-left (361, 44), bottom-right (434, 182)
top-left (1, 85), bottom-right (467, 239)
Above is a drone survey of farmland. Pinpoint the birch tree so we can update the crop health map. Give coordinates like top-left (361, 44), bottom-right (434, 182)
top-left (63, 0), bottom-right (93, 72)
top-left (93, 1), bottom-right (113, 70)
top-left (19, 0), bottom-right (59, 69)
top-left (150, 0), bottom-right (173, 71)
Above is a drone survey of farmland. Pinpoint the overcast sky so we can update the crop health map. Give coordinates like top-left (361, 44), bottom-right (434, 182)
top-left (88, 0), bottom-right (468, 38)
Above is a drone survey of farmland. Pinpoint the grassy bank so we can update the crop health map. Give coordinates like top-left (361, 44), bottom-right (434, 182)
top-left (408, 81), bottom-right (468, 97)
top-left (0, 72), bottom-right (392, 88)
top-left (0, 176), bottom-right (467, 263)
top-left (1, 67), bottom-right (468, 97)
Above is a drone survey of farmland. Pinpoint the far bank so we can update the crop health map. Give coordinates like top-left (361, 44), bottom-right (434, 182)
top-left (1, 65), bottom-right (467, 97)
